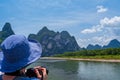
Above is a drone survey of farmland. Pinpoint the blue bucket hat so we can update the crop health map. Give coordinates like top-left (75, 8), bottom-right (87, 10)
top-left (0, 35), bottom-right (42, 73)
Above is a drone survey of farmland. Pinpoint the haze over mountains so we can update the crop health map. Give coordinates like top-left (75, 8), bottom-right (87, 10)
top-left (0, 23), bottom-right (120, 56)
top-left (87, 39), bottom-right (120, 50)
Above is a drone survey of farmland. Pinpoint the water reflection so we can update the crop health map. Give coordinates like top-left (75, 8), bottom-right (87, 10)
top-left (78, 61), bottom-right (120, 80)
top-left (28, 59), bottom-right (79, 80)
top-left (28, 59), bottom-right (120, 80)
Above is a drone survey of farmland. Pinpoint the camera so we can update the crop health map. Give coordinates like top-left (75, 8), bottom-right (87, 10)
top-left (25, 68), bottom-right (49, 78)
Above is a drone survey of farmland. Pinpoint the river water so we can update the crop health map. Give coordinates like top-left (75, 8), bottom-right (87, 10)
top-left (28, 59), bottom-right (120, 80)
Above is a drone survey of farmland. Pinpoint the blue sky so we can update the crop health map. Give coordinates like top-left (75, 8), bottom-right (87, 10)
top-left (0, 0), bottom-right (120, 48)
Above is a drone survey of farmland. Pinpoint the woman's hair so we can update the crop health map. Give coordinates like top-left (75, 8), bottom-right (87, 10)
top-left (5, 69), bottom-right (25, 76)
top-left (4, 64), bottom-right (30, 76)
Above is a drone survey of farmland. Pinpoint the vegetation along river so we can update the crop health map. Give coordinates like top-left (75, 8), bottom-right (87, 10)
top-left (28, 58), bottom-right (120, 80)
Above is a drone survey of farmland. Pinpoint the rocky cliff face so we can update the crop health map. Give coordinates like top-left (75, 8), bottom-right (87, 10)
top-left (0, 23), bottom-right (15, 43)
top-left (28, 27), bottom-right (80, 56)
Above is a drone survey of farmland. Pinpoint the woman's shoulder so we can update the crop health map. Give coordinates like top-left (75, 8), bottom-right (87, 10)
top-left (14, 76), bottom-right (40, 80)
top-left (0, 75), bottom-right (40, 80)
top-left (0, 75), bottom-right (2, 80)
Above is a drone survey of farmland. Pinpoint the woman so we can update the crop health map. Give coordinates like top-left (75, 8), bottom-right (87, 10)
top-left (0, 35), bottom-right (47, 80)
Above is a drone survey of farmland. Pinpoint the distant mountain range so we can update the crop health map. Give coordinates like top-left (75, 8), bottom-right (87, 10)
top-left (86, 39), bottom-right (120, 50)
top-left (0, 23), bottom-right (80, 56)
top-left (0, 22), bottom-right (120, 56)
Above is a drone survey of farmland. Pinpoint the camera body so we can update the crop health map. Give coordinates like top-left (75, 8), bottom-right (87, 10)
top-left (25, 68), bottom-right (48, 78)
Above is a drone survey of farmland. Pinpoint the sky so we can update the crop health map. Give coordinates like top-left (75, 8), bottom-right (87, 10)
top-left (0, 0), bottom-right (120, 48)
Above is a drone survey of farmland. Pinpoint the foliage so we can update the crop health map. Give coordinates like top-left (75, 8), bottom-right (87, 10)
top-left (54, 48), bottom-right (120, 59)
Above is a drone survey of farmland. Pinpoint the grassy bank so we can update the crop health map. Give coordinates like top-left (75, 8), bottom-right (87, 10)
top-left (54, 48), bottom-right (120, 60)
top-left (54, 55), bottom-right (120, 59)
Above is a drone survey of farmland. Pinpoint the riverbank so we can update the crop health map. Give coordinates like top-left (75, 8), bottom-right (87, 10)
top-left (40, 57), bottom-right (120, 63)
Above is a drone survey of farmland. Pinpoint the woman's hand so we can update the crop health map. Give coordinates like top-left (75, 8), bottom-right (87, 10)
top-left (34, 66), bottom-right (48, 80)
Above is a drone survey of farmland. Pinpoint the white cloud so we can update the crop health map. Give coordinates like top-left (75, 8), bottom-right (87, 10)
top-left (100, 16), bottom-right (120, 27)
top-left (81, 25), bottom-right (102, 34)
top-left (96, 5), bottom-right (108, 13)
top-left (81, 16), bottom-right (120, 34)
top-left (80, 16), bottom-right (120, 47)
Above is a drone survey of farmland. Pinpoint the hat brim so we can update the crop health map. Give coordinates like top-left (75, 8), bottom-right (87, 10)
top-left (0, 39), bottom-right (42, 73)
top-left (0, 52), bottom-right (3, 69)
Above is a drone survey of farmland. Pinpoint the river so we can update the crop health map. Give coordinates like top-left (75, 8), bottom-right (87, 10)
top-left (28, 58), bottom-right (120, 80)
